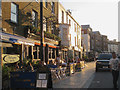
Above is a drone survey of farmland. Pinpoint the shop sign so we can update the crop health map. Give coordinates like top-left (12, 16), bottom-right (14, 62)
top-left (2, 54), bottom-right (20, 64)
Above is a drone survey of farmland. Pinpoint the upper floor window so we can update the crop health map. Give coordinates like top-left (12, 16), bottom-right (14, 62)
top-left (69, 19), bottom-right (71, 26)
top-left (45, 0), bottom-right (47, 8)
top-left (74, 23), bottom-right (76, 32)
top-left (75, 37), bottom-right (76, 46)
top-left (62, 11), bottom-right (64, 23)
top-left (11, 3), bottom-right (18, 23)
top-left (69, 34), bottom-right (71, 42)
top-left (43, 17), bottom-right (47, 32)
top-left (51, 2), bottom-right (55, 14)
top-left (32, 10), bottom-right (38, 27)
top-left (51, 22), bottom-right (54, 34)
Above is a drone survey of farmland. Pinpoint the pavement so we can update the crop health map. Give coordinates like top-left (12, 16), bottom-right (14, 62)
top-left (53, 62), bottom-right (95, 88)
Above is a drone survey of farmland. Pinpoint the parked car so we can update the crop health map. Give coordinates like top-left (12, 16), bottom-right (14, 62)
top-left (96, 53), bottom-right (112, 72)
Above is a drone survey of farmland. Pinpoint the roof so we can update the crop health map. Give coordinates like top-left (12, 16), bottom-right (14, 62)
top-left (92, 31), bottom-right (101, 35)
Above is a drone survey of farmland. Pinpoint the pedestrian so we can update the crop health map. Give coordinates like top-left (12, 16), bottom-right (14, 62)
top-left (109, 52), bottom-right (120, 88)
top-left (75, 55), bottom-right (79, 63)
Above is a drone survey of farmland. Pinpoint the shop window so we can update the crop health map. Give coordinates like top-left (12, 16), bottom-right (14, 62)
top-left (11, 3), bottom-right (18, 23)
top-left (33, 46), bottom-right (37, 59)
top-left (52, 48), bottom-right (55, 59)
top-left (49, 48), bottom-right (52, 59)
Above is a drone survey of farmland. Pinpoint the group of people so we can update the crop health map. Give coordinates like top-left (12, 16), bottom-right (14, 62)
top-left (13, 60), bottom-right (50, 72)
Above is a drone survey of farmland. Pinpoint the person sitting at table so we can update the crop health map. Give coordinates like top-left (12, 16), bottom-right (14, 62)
top-left (55, 55), bottom-right (61, 66)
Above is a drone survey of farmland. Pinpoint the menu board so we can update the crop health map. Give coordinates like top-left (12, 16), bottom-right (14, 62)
top-left (36, 73), bottom-right (48, 88)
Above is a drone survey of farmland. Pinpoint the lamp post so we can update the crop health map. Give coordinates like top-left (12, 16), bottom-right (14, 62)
top-left (40, 0), bottom-right (45, 62)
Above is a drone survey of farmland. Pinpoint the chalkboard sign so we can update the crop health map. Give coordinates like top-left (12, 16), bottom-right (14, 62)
top-left (10, 72), bottom-right (49, 89)
top-left (10, 72), bottom-right (36, 88)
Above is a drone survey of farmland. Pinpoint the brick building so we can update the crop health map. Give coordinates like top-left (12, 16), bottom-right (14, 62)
top-left (101, 35), bottom-right (108, 52)
top-left (1, 1), bottom-right (60, 65)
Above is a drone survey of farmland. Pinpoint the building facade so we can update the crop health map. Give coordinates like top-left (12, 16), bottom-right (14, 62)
top-left (1, 1), bottom-right (60, 65)
top-left (108, 39), bottom-right (118, 55)
top-left (81, 25), bottom-right (91, 57)
top-left (101, 35), bottom-right (108, 52)
top-left (92, 31), bottom-right (102, 54)
top-left (58, 3), bottom-right (82, 61)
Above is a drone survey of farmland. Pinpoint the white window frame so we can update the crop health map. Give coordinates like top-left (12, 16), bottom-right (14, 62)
top-left (11, 3), bottom-right (18, 23)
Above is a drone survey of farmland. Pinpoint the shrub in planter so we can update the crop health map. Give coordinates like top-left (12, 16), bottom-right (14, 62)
top-left (2, 65), bottom-right (14, 80)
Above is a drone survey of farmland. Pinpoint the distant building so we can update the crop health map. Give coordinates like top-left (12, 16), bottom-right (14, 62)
top-left (92, 31), bottom-right (102, 54)
top-left (101, 35), bottom-right (108, 52)
top-left (108, 39), bottom-right (118, 55)
top-left (81, 25), bottom-right (91, 57)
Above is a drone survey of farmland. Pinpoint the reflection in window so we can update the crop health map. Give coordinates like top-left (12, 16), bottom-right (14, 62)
top-left (32, 10), bottom-right (38, 27)
top-left (51, 2), bottom-right (55, 14)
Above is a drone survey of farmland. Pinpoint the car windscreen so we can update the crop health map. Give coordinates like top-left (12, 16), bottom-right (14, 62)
top-left (98, 54), bottom-right (112, 60)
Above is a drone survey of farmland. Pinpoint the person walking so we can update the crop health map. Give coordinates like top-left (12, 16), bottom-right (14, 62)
top-left (109, 52), bottom-right (120, 88)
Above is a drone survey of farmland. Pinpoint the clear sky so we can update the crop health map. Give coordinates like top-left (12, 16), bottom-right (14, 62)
top-left (59, 0), bottom-right (119, 41)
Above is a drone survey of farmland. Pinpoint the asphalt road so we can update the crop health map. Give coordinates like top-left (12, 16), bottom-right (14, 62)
top-left (53, 61), bottom-right (120, 89)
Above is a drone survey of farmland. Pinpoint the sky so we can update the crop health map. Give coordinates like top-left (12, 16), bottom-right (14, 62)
top-left (59, 0), bottom-right (119, 41)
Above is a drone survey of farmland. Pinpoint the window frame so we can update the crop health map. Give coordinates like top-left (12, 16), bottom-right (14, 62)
top-left (45, 0), bottom-right (48, 8)
top-left (51, 2), bottom-right (55, 14)
top-left (32, 10), bottom-right (38, 28)
top-left (11, 2), bottom-right (18, 24)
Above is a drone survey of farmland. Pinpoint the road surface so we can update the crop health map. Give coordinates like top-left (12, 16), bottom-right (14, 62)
top-left (53, 61), bottom-right (120, 89)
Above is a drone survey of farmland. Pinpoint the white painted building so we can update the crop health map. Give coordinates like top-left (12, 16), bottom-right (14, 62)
top-left (58, 3), bottom-right (82, 59)
top-left (108, 40), bottom-right (118, 55)
top-left (81, 25), bottom-right (91, 56)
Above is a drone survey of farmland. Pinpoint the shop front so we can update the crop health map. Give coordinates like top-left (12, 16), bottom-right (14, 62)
top-left (0, 32), bottom-right (35, 65)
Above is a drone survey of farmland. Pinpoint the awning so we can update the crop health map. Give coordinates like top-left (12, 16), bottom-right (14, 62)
top-left (35, 42), bottom-right (46, 47)
top-left (0, 32), bottom-right (35, 46)
top-left (45, 42), bottom-right (59, 48)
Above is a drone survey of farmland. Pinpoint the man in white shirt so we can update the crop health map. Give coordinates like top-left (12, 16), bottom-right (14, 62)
top-left (109, 52), bottom-right (120, 88)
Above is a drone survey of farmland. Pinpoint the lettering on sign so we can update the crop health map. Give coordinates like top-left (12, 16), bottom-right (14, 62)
top-left (2, 54), bottom-right (20, 63)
